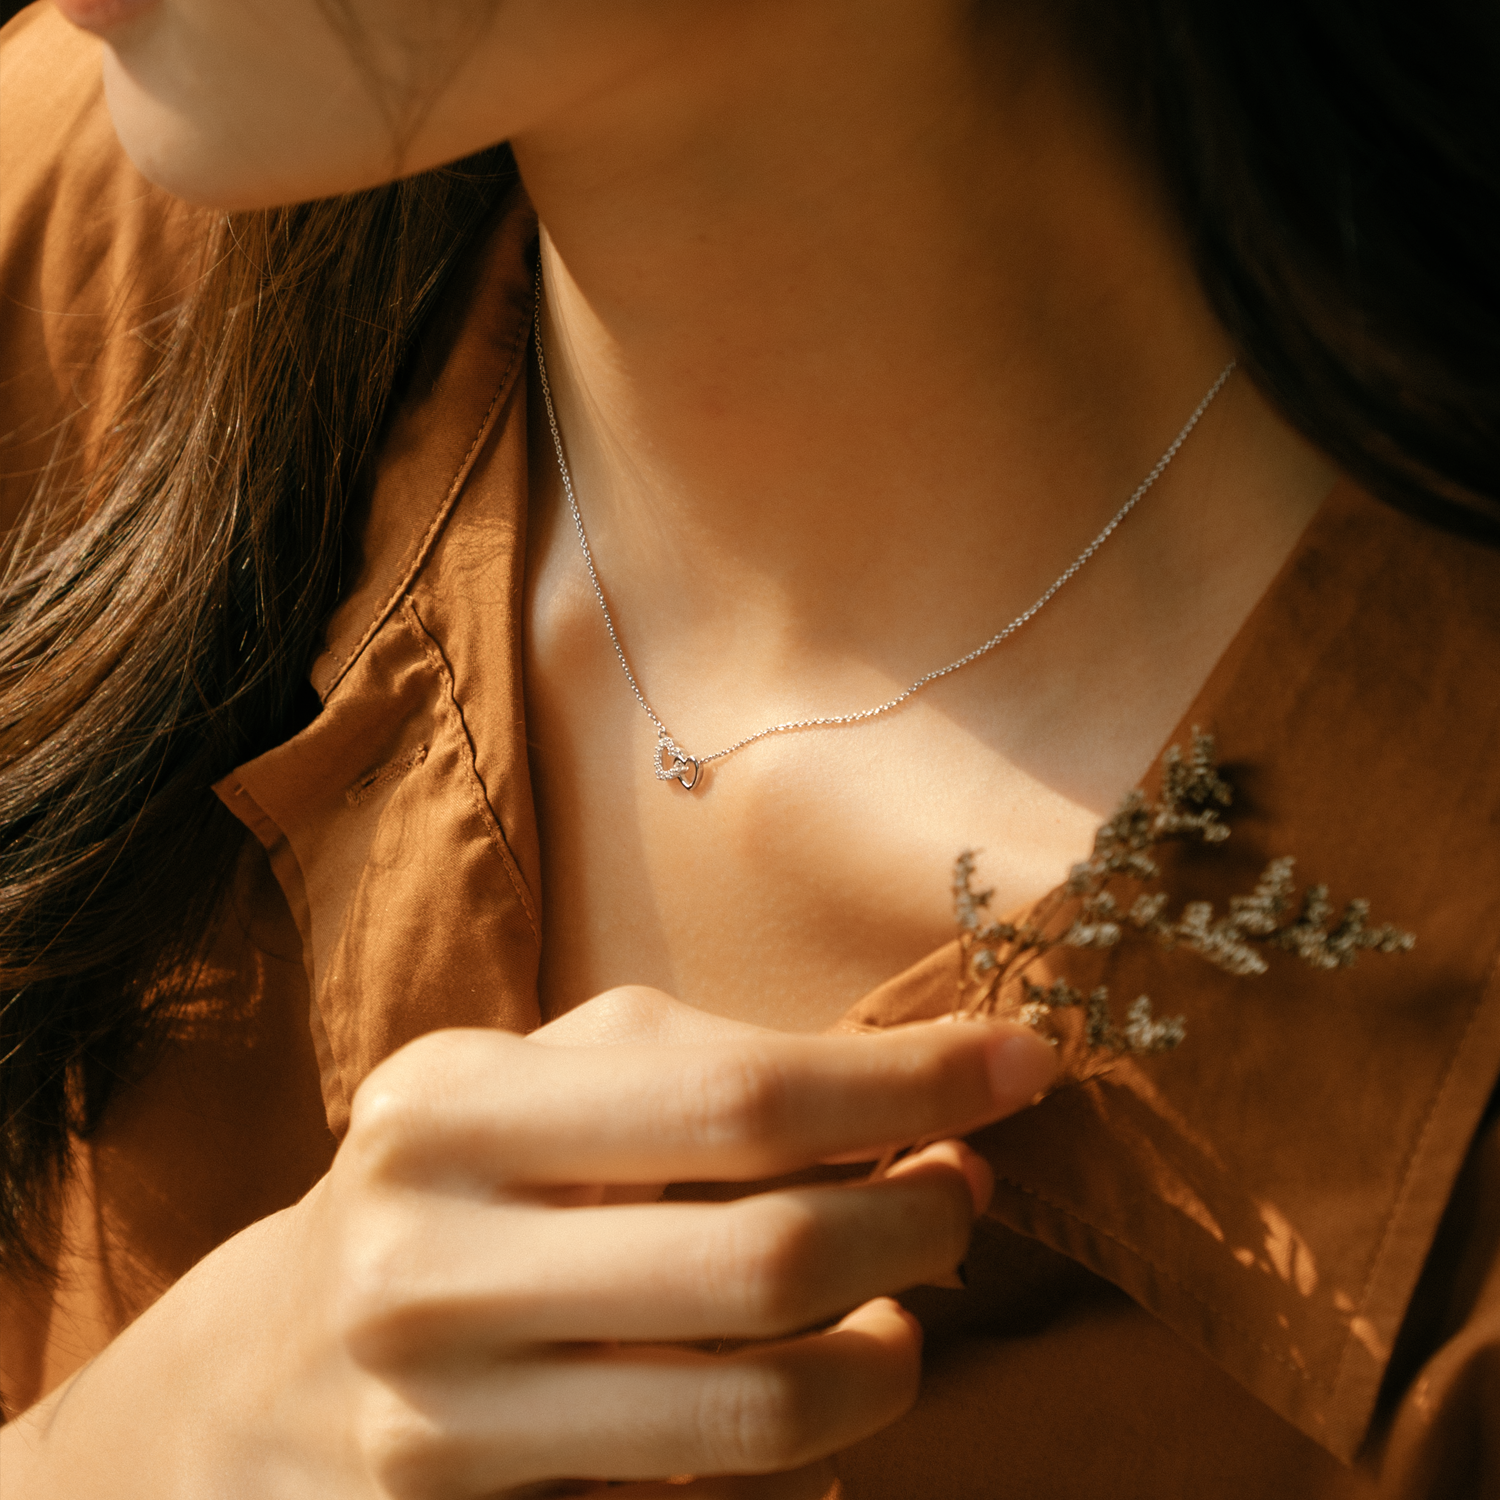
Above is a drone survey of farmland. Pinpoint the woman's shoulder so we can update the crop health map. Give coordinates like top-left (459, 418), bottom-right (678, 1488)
top-left (0, 4), bottom-right (209, 541)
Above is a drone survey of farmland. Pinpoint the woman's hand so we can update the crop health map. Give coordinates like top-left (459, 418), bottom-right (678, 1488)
top-left (1, 989), bottom-right (1056, 1498)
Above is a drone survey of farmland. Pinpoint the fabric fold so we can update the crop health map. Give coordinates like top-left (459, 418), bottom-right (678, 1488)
top-left (215, 194), bottom-right (543, 1133)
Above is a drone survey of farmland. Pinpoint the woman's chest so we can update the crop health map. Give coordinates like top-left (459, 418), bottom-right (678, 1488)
top-left (518, 545), bottom-right (1241, 1031)
top-left (525, 698), bottom-right (1111, 1031)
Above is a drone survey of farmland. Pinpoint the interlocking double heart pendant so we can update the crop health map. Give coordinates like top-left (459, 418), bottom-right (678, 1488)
top-left (655, 738), bottom-right (703, 790)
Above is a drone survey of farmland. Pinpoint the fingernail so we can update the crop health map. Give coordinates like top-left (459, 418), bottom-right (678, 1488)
top-left (987, 1030), bottom-right (1059, 1106)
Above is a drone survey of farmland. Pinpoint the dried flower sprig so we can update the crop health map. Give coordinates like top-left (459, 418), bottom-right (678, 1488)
top-left (954, 731), bottom-right (1414, 1070)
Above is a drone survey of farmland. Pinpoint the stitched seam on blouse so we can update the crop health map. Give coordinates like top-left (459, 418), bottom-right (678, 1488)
top-left (320, 298), bottom-right (533, 701)
top-left (402, 597), bottom-right (540, 944)
top-left (992, 1174), bottom-right (1332, 1392)
top-left (1330, 940), bottom-right (1500, 1403)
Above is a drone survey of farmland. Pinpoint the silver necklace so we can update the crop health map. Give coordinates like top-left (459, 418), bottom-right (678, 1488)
top-left (534, 272), bottom-right (1235, 791)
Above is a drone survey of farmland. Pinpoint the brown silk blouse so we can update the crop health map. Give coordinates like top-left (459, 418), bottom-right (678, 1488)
top-left (3, 11), bottom-right (1499, 1497)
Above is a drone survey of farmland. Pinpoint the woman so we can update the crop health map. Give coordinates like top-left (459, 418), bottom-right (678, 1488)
top-left (0, 1), bottom-right (1496, 1495)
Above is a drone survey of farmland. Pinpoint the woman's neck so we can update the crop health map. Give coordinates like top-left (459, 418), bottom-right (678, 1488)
top-left (513, 2), bottom-right (1331, 702)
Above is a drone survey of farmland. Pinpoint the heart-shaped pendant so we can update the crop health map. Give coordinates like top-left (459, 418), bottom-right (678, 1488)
top-left (656, 739), bottom-right (703, 790)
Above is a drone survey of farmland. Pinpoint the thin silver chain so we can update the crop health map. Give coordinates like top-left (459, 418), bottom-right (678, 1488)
top-left (533, 265), bottom-right (1235, 790)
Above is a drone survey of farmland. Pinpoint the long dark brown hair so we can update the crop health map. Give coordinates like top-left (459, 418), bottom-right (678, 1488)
top-left (1, 1), bottom-right (1496, 1270)
top-left (0, 145), bottom-right (517, 1270)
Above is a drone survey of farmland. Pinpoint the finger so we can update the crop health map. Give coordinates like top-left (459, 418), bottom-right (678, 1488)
top-left (351, 1020), bottom-right (1057, 1186)
top-left (341, 1143), bottom-right (983, 1351)
top-left (882, 1139), bottom-right (992, 1291)
top-left (524, 989), bottom-right (755, 1207)
top-left (530, 986), bottom-right (777, 1050)
top-left (364, 1298), bottom-right (920, 1494)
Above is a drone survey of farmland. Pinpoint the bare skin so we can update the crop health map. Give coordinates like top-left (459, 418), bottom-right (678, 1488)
top-left (8, 0), bottom-right (1335, 1492)
top-left (517, 14), bottom-right (1334, 1029)
top-left (2, 994), bottom-right (1057, 1496)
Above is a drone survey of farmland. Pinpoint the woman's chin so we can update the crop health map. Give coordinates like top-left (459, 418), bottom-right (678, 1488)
top-left (98, 54), bottom-right (395, 211)
top-left (52, 0), bottom-right (162, 40)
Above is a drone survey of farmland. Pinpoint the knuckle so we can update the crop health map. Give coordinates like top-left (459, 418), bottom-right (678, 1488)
top-left (679, 1050), bottom-right (792, 1154)
top-left (345, 1029), bottom-right (501, 1182)
top-left (699, 1360), bottom-right (820, 1474)
top-left (330, 1209), bottom-right (423, 1360)
top-left (357, 1385), bottom-right (450, 1500)
top-left (588, 985), bottom-right (660, 1030)
top-left (710, 1200), bottom-right (827, 1334)
top-left (345, 1079), bottom-right (426, 1184)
